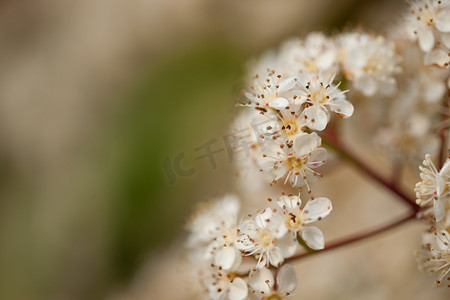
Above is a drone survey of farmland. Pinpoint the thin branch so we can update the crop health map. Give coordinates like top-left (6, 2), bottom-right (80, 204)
top-left (321, 133), bottom-right (420, 212)
top-left (438, 95), bottom-right (449, 169)
top-left (285, 210), bottom-right (417, 263)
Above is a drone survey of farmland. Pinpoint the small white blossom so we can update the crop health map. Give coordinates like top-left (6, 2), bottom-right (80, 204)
top-left (241, 70), bottom-right (297, 110)
top-left (260, 132), bottom-right (327, 189)
top-left (417, 229), bottom-right (450, 286)
top-left (277, 195), bottom-right (332, 250)
top-left (186, 195), bottom-right (243, 270)
top-left (415, 155), bottom-right (450, 222)
top-left (275, 108), bottom-right (308, 141)
top-left (279, 32), bottom-right (338, 77)
top-left (253, 107), bottom-right (308, 145)
top-left (338, 32), bottom-right (400, 96)
top-left (237, 208), bottom-right (297, 269)
top-left (202, 267), bottom-right (249, 300)
top-left (405, 0), bottom-right (450, 67)
top-left (249, 264), bottom-right (297, 299)
top-left (296, 72), bottom-right (353, 130)
top-left (373, 39), bottom-right (445, 160)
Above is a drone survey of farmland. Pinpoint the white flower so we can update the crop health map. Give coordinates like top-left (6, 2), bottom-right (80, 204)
top-left (415, 155), bottom-right (450, 222)
top-left (296, 73), bottom-right (353, 130)
top-left (230, 109), bottom-right (278, 175)
top-left (404, 0), bottom-right (450, 67)
top-left (202, 267), bottom-right (249, 300)
top-left (373, 40), bottom-right (445, 160)
top-left (249, 264), bottom-right (297, 299)
top-left (375, 112), bottom-right (439, 162)
top-left (254, 107), bottom-right (308, 145)
top-left (186, 195), bottom-right (243, 270)
top-left (260, 132), bottom-right (327, 189)
top-left (241, 70), bottom-right (297, 110)
top-left (338, 32), bottom-right (399, 96)
top-left (277, 195), bottom-right (332, 250)
top-left (417, 229), bottom-right (450, 286)
top-left (237, 208), bottom-right (297, 269)
top-left (279, 32), bottom-right (338, 77)
top-left (276, 108), bottom-right (308, 141)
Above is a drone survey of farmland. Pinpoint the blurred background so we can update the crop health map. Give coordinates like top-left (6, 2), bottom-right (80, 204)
top-left (1, 0), bottom-right (448, 299)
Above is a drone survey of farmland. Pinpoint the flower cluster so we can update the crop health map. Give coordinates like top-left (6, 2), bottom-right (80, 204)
top-left (416, 155), bottom-right (450, 222)
top-left (183, 0), bottom-right (450, 297)
top-left (185, 194), bottom-right (332, 299)
top-left (415, 155), bottom-right (450, 286)
top-left (404, 0), bottom-right (450, 68)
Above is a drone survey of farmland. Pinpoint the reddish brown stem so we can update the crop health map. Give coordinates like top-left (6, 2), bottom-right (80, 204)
top-left (321, 133), bottom-right (420, 212)
top-left (438, 96), bottom-right (449, 169)
top-left (285, 210), bottom-right (417, 262)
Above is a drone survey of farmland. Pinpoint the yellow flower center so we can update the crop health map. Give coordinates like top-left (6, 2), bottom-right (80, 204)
top-left (287, 156), bottom-right (304, 170)
top-left (282, 120), bottom-right (301, 138)
top-left (443, 250), bottom-right (450, 263)
top-left (263, 293), bottom-right (286, 300)
top-left (259, 230), bottom-right (274, 248)
top-left (286, 212), bottom-right (302, 229)
top-left (310, 87), bottom-right (328, 104)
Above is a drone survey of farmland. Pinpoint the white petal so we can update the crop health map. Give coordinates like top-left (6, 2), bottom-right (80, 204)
top-left (256, 208), bottom-right (273, 228)
top-left (307, 148), bottom-right (327, 169)
top-left (434, 199), bottom-right (445, 222)
top-left (278, 77), bottom-right (297, 92)
top-left (317, 50), bottom-right (336, 71)
top-left (301, 226), bottom-right (325, 250)
top-left (214, 247), bottom-right (241, 270)
top-left (228, 277), bottom-right (248, 300)
top-left (269, 97), bottom-right (289, 109)
top-left (354, 75), bottom-right (377, 96)
top-left (302, 197), bottom-right (332, 223)
top-left (441, 32), bottom-right (450, 49)
top-left (436, 230), bottom-right (450, 251)
top-left (440, 158), bottom-right (450, 178)
top-left (277, 235), bottom-right (298, 258)
top-left (346, 47), bottom-right (367, 69)
top-left (418, 28), bottom-right (435, 52)
top-left (293, 132), bottom-right (321, 157)
top-left (436, 174), bottom-right (445, 197)
top-left (329, 99), bottom-right (354, 118)
top-left (268, 246), bottom-right (284, 267)
top-left (304, 106), bottom-right (329, 131)
top-left (250, 267), bottom-right (274, 294)
top-left (436, 8), bottom-right (450, 32)
top-left (216, 194), bottom-right (240, 224)
top-left (244, 91), bottom-right (255, 101)
top-left (276, 264), bottom-right (297, 294)
top-left (424, 48), bottom-right (450, 68)
top-left (277, 195), bottom-right (301, 210)
top-left (423, 80), bottom-right (445, 103)
top-left (266, 212), bottom-right (288, 238)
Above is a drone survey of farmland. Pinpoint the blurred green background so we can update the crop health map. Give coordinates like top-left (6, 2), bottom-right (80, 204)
top-left (0, 0), bottom-right (405, 299)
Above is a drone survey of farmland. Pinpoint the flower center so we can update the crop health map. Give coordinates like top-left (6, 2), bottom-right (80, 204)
top-left (287, 155), bottom-right (305, 170)
top-left (259, 230), bottom-right (275, 248)
top-left (310, 87), bottom-right (328, 104)
top-left (221, 227), bottom-right (237, 246)
top-left (282, 120), bottom-right (300, 137)
top-left (443, 249), bottom-right (450, 263)
top-left (286, 212), bottom-right (302, 229)
top-left (418, 9), bottom-right (437, 26)
top-left (263, 293), bottom-right (285, 300)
